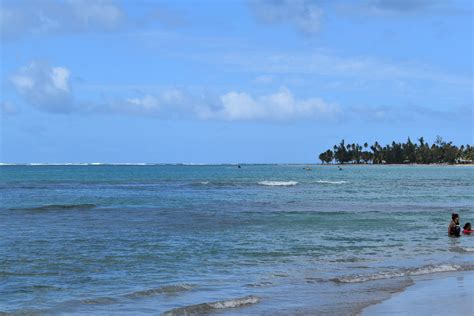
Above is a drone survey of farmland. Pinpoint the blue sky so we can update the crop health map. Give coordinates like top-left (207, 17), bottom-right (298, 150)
top-left (1, 0), bottom-right (472, 163)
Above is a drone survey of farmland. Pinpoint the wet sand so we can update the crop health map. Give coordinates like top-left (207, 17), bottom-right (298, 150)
top-left (363, 271), bottom-right (474, 315)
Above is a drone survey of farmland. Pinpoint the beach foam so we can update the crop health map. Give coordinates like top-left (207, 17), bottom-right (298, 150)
top-left (258, 181), bottom-right (298, 186)
top-left (162, 296), bottom-right (260, 316)
top-left (332, 264), bottom-right (473, 283)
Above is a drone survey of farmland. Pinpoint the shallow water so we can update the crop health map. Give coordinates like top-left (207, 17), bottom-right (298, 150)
top-left (1, 164), bottom-right (473, 314)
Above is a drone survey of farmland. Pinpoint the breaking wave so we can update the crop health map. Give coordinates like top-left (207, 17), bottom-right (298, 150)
top-left (331, 264), bottom-right (473, 283)
top-left (258, 181), bottom-right (298, 186)
top-left (450, 246), bottom-right (474, 253)
top-left (314, 180), bottom-right (348, 184)
top-left (162, 295), bottom-right (260, 316)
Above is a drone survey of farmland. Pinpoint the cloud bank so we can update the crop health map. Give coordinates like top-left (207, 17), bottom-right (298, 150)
top-left (248, 0), bottom-right (464, 35)
top-left (10, 61), bottom-right (469, 123)
top-left (10, 62), bottom-right (341, 121)
top-left (0, 0), bottom-right (124, 40)
top-left (105, 88), bottom-right (342, 121)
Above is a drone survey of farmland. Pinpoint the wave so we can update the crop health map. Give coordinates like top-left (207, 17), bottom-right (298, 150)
top-left (162, 296), bottom-right (260, 316)
top-left (81, 297), bottom-right (118, 305)
top-left (331, 264), bottom-right (473, 283)
top-left (314, 180), bottom-right (348, 184)
top-left (125, 284), bottom-right (192, 298)
top-left (450, 246), bottom-right (474, 253)
top-left (11, 204), bottom-right (97, 211)
top-left (258, 181), bottom-right (298, 186)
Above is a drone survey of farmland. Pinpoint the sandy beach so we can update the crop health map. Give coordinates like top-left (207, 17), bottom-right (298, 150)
top-left (363, 271), bottom-right (474, 315)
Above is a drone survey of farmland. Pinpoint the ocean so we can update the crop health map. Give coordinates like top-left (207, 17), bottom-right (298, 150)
top-left (1, 164), bottom-right (473, 315)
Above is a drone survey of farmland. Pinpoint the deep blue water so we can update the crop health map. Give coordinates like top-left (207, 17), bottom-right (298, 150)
top-left (1, 164), bottom-right (473, 315)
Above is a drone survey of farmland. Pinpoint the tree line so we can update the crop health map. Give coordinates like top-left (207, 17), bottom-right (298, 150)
top-left (318, 136), bottom-right (473, 164)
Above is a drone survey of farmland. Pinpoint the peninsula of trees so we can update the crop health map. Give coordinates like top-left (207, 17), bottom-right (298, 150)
top-left (318, 137), bottom-right (473, 165)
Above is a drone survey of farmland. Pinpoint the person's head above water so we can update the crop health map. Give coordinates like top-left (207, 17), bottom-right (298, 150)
top-left (464, 223), bottom-right (471, 230)
top-left (449, 213), bottom-right (461, 237)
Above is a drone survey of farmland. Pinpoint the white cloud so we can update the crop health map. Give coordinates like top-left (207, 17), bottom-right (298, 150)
top-left (121, 95), bottom-right (161, 114)
top-left (8, 65), bottom-right (338, 121)
top-left (10, 60), bottom-right (468, 123)
top-left (200, 87), bottom-right (341, 121)
top-left (11, 62), bottom-right (74, 113)
top-left (103, 88), bottom-right (188, 117)
top-left (50, 67), bottom-right (71, 92)
top-left (250, 0), bottom-right (323, 34)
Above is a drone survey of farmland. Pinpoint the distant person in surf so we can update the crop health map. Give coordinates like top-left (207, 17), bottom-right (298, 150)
top-left (448, 213), bottom-right (461, 237)
top-left (463, 223), bottom-right (473, 235)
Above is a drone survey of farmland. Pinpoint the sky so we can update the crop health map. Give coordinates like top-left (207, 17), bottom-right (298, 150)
top-left (0, 0), bottom-right (473, 163)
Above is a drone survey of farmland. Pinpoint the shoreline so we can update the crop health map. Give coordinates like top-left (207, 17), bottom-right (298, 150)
top-left (318, 163), bottom-right (474, 167)
top-left (362, 270), bottom-right (474, 315)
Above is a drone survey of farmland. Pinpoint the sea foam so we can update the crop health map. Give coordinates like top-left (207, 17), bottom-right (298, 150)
top-left (258, 181), bottom-right (298, 186)
top-left (162, 295), bottom-right (260, 316)
top-left (315, 180), bottom-right (348, 184)
top-left (332, 264), bottom-right (472, 283)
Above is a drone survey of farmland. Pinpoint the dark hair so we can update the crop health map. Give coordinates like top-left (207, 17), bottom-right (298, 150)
top-left (464, 223), bottom-right (471, 230)
top-left (452, 213), bottom-right (459, 220)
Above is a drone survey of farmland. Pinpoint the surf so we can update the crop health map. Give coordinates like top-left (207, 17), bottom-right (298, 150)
top-left (162, 295), bottom-right (261, 316)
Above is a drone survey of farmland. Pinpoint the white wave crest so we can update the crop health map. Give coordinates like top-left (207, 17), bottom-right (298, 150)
top-left (258, 181), bottom-right (298, 186)
top-left (211, 296), bottom-right (260, 309)
top-left (334, 264), bottom-right (467, 283)
top-left (200, 181), bottom-right (210, 185)
top-left (315, 180), bottom-right (347, 184)
top-left (163, 296), bottom-right (260, 316)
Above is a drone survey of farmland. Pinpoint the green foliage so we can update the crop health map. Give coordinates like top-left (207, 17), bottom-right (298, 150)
top-left (318, 137), bottom-right (473, 165)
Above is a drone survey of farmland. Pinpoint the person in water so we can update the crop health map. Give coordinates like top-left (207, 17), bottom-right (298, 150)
top-left (448, 213), bottom-right (461, 237)
top-left (463, 223), bottom-right (474, 234)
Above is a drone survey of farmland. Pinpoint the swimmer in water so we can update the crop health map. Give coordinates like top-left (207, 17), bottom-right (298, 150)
top-left (448, 213), bottom-right (461, 237)
top-left (463, 222), bottom-right (473, 235)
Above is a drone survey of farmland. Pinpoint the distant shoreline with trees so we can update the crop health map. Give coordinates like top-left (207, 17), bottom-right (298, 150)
top-left (318, 136), bottom-right (473, 165)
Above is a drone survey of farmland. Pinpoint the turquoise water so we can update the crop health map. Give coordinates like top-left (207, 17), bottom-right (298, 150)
top-left (1, 165), bottom-right (473, 314)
